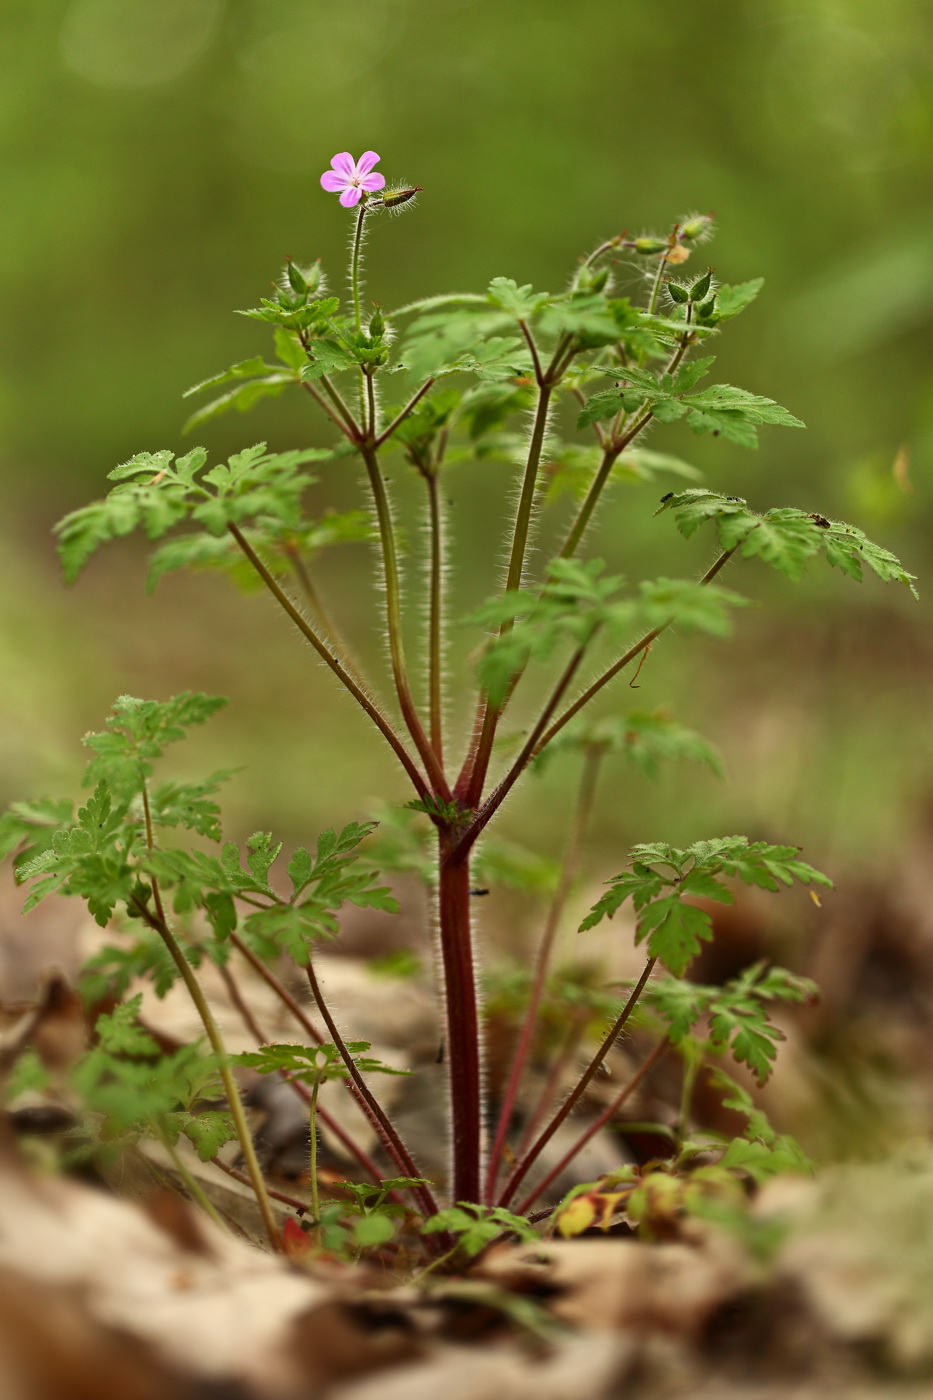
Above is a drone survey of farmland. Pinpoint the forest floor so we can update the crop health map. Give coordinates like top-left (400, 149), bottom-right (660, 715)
top-left (3, 854), bottom-right (933, 1400)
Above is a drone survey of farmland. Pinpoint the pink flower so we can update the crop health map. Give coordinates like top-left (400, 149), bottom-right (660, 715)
top-left (320, 151), bottom-right (386, 208)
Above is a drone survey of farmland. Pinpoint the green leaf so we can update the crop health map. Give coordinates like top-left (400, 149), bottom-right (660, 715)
top-left (83, 693), bottom-right (227, 792)
top-left (486, 276), bottom-right (551, 319)
top-left (5, 1048), bottom-right (52, 1100)
top-left (577, 388), bottom-right (625, 429)
top-left (637, 577), bottom-right (746, 637)
top-left (183, 356), bottom-right (281, 399)
top-left (352, 1213), bottom-right (396, 1247)
top-left (286, 847), bottom-right (313, 897)
top-left (637, 897), bottom-right (714, 976)
top-left (712, 278), bottom-right (764, 321)
top-left (176, 1109), bottom-right (237, 1161)
top-left (182, 376), bottom-right (291, 434)
top-left (0, 797), bottom-right (74, 865)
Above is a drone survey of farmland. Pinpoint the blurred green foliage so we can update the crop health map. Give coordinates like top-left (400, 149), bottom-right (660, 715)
top-left (0, 0), bottom-right (931, 892)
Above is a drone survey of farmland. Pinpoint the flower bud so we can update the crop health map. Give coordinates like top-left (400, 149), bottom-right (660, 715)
top-left (695, 296), bottom-right (717, 320)
top-left (633, 237), bottom-right (669, 255)
top-left (689, 269), bottom-right (713, 302)
top-left (666, 281), bottom-right (689, 304)
top-left (369, 306), bottom-right (385, 339)
top-left (679, 214), bottom-right (715, 242)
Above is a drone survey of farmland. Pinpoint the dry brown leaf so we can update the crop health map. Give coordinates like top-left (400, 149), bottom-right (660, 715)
top-left (479, 1232), bottom-right (752, 1338)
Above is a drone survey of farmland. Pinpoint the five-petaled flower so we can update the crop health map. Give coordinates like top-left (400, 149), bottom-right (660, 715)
top-left (320, 151), bottom-right (386, 208)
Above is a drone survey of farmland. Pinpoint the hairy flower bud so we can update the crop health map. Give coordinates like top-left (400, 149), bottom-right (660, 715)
top-left (633, 237), bottom-right (669, 255)
top-left (679, 214), bottom-right (715, 242)
top-left (666, 281), bottom-right (689, 304)
top-left (369, 306), bottom-right (385, 339)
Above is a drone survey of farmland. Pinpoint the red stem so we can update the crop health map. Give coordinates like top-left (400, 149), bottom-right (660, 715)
top-left (304, 959), bottom-right (439, 1221)
top-left (437, 837), bottom-right (483, 1203)
top-left (497, 957), bottom-right (656, 1207)
top-left (484, 745), bottom-right (603, 1200)
top-left (514, 1041), bottom-right (668, 1215)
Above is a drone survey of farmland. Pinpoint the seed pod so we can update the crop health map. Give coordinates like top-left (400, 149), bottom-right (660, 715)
top-left (382, 185), bottom-right (422, 209)
top-left (369, 306), bottom-right (385, 339)
top-left (696, 296), bottom-right (717, 320)
top-left (285, 259), bottom-right (308, 295)
top-left (667, 281), bottom-right (689, 304)
top-left (689, 269), bottom-right (713, 302)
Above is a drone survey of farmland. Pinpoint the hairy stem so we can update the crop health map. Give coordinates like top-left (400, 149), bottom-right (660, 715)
top-left (304, 959), bottom-right (439, 1220)
top-left (301, 380), bottom-right (357, 440)
top-left (358, 444), bottom-right (451, 800)
top-left (454, 641), bottom-right (590, 857)
top-left (534, 547), bottom-right (738, 755)
top-left (308, 1074), bottom-right (322, 1227)
top-left (497, 957), bottom-right (657, 1208)
top-left (514, 1040), bottom-right (668, 1214)
top-left (220, 943), bottom-right (393, 1191)
top-left (228, 521), bottom-right (430, 801)
top-left (436, 838), bottom-right (483, 1203)
top-left (461, 375), bottom-right (557, 805)
top-left (484, 745), bottom-right (604, 1199)
top-left (424, 469), bottom-right (445, 766)
top-left (211, 1155), bottom-right (309, 1213)
top-left (351, 204), bottom-right (366, 333)
top-left (158, 1127), bottom-right (234, 1237)
top-left (559, 413), bottom-right (651, 560)
top-left (516, 1011), bottom-right (588, 1159)
top-left (138, 785), bottom-right (279, 1247)
top-left (135, 901), bottom-right (281, 1250)
top-left (375, 378), bottom-right (435, 450)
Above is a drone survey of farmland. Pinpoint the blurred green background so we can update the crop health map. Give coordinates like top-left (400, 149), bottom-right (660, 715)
top-left (1, 0), bottom-right (931, 909)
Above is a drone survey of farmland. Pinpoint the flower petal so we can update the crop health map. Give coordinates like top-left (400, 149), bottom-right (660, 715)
top-left (320, 170), bottom-right (349, 192)
top-left (339, 186), bottom-right (362, 207)
top-left (355, 150), bottom-right (381, 176)
top-left (360, 172), bottom-right (386, 191)
top-left (330, 152), bottom-right (355, 177)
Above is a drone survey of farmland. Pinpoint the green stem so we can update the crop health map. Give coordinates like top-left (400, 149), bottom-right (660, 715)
top-left (365, 369), bottom-right (377, 441)
top-left (424, 469), bottom-right (445, 766)
top-left (158, 1127), bottom-right (234, 1237)
top-left (308, 1074), bottom-right (321, 1228)
top-left (497, 957), bottom-right (657, 1209)
top-left (559, 412), bottom-right (651, 560)
top-left (135, 900), bottom-right (281, 1251)
top-left (484, 744), bottom-right (604, 1200)
top-left (137, 784), bottom-right (278, 1247)
top-left (460, 380), bottom-right (554, 806)
top-left (375, 378), bottom-right (435, 450)
top-left (358, 445), bottom-right (451, 801)
top-left (228, 521), bottom-right (430, 801)
top-left (301, 380), bottom-right (357, 440)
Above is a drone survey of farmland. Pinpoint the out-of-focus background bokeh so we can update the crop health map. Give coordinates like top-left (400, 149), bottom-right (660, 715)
top-left (1, 0), bottom-right (932, 1151)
